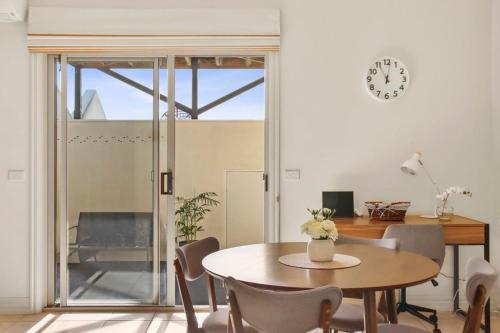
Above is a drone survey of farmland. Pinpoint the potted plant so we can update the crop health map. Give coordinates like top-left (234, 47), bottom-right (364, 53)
top-left (301, 208), bottom-right (338, 262)
top-left (175, 192), bottom-right (220, 246)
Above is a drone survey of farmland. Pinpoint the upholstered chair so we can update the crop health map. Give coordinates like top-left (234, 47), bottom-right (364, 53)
top-left (383, 224), bottom-right (446, 333)
top-left (330, 234), bottom-right (400, 333)
top-left (174, 237), bottom-right (257, 333)
top-left (225, 276), bottom-right (343, 333)
top-left (378, 256), bottom-right (498, 333)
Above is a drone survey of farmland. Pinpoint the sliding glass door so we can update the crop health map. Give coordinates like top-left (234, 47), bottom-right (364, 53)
top-left (54, 54), bottom-right (267, 307)
top-left (57, 57), bottom-right (174, 305)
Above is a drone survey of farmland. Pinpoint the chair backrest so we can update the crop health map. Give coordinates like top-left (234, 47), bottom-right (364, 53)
top-left (462, 257), bottom-right (498, 333)
top-left (336, 234), bottom-right (399, 251)
top-left (175, 237), bottom-right (219, 281)
top-left (225, 276), bottom-right (342, 333)
top-left (174, 237), bottom-right (220, 332)
top-left (383, 224), bottom-right (445, 267)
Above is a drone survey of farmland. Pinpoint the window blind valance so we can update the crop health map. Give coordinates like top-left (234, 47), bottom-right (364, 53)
top-left (27, 7), bottom-right (280, 53)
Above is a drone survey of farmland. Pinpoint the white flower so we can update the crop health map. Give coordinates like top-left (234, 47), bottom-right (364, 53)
top-left (316, 214), bottom-right (325, 222)
top-left (308, 222), bottom-right (328, 239)
top-left (437, 186), bottom-right (472, 201)
top-left (436, 193), bottom-right (448, 201)
top-left (301, 217), bottom-right (338, 240)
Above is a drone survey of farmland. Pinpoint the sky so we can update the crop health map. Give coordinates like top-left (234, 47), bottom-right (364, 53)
top-left (64, 64), bottom-right (265, 120)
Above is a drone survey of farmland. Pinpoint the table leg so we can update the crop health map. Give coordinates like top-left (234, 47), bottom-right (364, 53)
top-left (363, 290), bottom-right (378, 333)
top-left (385, 289), bottom-right (398, 324)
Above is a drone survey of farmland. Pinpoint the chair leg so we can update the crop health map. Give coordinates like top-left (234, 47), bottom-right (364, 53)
top-left (397, 288), bottom-right (440, 332)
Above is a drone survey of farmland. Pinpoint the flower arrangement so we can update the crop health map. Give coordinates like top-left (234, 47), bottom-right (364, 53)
top-left (301, 208), bottom-right (339, 241)
top-left (435, 186), bottom-right (472, 219)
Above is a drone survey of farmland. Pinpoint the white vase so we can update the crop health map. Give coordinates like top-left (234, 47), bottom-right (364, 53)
top-left (307, 238), bottom-right (335, 262)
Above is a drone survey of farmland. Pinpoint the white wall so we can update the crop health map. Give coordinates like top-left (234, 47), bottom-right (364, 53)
top-left (491, 0), bottom-right (500, 308)
top-left (0, 0), bottom-right (498, 312)
top-left (0, 23), bottom-right (31, 312)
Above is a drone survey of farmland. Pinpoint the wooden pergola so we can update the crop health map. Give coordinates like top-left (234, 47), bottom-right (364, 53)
top-left (68, 56), bottom-right (265, 119)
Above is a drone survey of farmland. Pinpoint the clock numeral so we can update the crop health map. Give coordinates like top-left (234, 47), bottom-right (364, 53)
top-left (384, 59), bottom-right (391, 66)
top-left (384, 93), bottom-right (390, 99)
top-left (394, 61), bottom-right (398, 68)
top-left (402, 76), bottom-right (407, 83)
top-left (369, 84), bottom-right (374, 91)
top-left (400, 68), bottom-right (405, 75)
top-left (400, 85), bottom-right (405, 91)
top-left (369, 69), bottom-right (378, 75)
top-left (367, 76), bottom-right (372, 82)
top-left (376, 62), bottom-right (381, 68)
top-left (393, 90), bottom-right (398, 97)
top-left (376, 90), bottom-right (381, 97)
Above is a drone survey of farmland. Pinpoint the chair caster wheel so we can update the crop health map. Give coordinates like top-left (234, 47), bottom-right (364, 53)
top-left (433, 329), bottom-right (441, 333)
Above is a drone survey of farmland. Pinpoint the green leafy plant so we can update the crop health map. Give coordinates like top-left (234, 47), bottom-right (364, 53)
top-left (175, 192), bottom-right (220, 244)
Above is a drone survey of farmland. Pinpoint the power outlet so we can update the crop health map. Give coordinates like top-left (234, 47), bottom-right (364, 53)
top-left (8, 169), bottom-right (24, 181)
top-left (284, 169), bottom-right (300, 181)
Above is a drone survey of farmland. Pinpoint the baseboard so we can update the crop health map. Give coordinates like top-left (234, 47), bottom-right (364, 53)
top-left (0, 298), bottom-right (32, 314)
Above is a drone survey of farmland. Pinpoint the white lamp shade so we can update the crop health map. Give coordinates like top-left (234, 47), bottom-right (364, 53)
top-left (401, 153), bottom-right (421, 175)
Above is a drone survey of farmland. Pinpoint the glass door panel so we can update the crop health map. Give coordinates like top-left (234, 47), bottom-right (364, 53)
top-left (173, 56), bottom-right (266, 306)
top-left (60, 58), bottom-right (158, 305)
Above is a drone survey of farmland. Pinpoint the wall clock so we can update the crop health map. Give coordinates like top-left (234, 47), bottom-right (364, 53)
top-left (366, 57), bottom-right (410, 101)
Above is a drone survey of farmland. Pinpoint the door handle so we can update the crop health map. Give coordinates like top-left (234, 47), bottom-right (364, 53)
top-left (161, 171), bottom-right (173, 195)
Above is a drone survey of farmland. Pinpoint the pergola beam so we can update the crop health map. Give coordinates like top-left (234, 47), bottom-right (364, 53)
top-left (96, 68), bottom-right (263, 119)
top-left (97, 68), bottom-right (193, 116)
top-left (192, 57), bottom-right (199, 119)
top-left (198, 77), bottom-right (264, 115)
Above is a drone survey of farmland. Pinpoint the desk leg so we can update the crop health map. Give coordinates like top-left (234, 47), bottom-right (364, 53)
top-left (363, 290), bottom-right (378, 333)
top-left (385, 290), bottom-right (398, 324)
top-left (453, 245), bottom-right (459, 313)
top-left (484, 224), bottom-right (491, 333)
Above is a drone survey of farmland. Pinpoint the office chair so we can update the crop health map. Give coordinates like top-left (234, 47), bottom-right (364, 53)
top-left (383, 224), bottom-right (445, 333)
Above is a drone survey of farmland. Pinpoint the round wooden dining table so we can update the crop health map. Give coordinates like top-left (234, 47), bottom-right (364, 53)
top-left (202, 242), bottom-right (440, 333)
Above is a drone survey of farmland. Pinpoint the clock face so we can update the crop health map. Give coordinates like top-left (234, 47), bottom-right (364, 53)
top-left (366, 57), bottom-right (410, 101)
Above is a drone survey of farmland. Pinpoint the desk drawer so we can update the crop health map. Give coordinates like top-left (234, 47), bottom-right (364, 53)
top-left (336, 224), bottom-right (485, 245)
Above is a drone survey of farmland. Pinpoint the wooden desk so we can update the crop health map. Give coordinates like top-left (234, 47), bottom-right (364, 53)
top-left (335, 215), bottom-right (490, 333)
top-left (335, 215), bottom-right (486, 245)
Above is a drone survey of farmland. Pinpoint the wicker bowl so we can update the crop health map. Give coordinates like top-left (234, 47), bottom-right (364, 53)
top-left (365, 201), bottom-right (411, 221)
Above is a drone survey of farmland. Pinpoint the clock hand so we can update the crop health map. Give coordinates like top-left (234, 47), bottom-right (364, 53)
top-left (379, 65), bottom-right (387, 78)
top-left (378, 66), bottom-right (389, 84)
top-left (385, 62), bottom-right (391, 84)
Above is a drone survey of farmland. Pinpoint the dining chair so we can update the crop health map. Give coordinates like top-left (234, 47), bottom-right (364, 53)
top-left (174, 237), bottom-right (257, 333)
top-left (378, 256), bottom-right (498, 333)
top-left (383, 224), bottom-right (445, 333)
top-left (330, 234), bottom-right (400, 333)
top-left (225, 276), bottom-right (343, 333)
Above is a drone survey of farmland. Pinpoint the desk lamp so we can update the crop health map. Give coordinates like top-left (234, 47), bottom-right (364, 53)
top-left (401, 152), bottom-right (440, 219)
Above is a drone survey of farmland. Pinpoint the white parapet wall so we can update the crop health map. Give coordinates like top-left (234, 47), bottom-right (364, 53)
top-left (63, 119), bottom-right (264, 259)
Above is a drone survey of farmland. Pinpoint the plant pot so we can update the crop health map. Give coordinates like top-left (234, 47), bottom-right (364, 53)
top-left (178, 239), bottom-right (197, 247)
top-left (307, 238), bottom-right (335, 262)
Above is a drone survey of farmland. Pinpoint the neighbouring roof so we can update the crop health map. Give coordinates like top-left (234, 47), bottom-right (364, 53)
top-left (81, 89), bottom-right (106, 120)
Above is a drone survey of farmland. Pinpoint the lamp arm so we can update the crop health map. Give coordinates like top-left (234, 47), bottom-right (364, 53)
top-left (418, 160), bottom-right (441, 194)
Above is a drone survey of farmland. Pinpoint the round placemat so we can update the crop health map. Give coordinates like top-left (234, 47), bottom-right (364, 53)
top-left (278, 253), bottom-right (361, 270)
